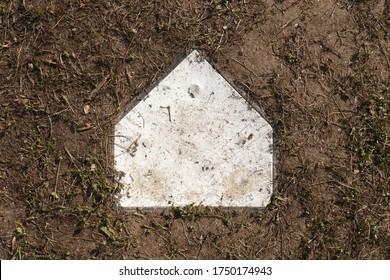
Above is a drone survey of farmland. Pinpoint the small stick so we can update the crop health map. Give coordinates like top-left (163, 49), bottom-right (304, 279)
top-left (47, 116), bottom-right (53, 140)
top-left (64, 146), bottom-right (76, 164)
top-left (54, 160), bottom-right (61, 194)
top-left (88, 74), bottom-right (110, 100)
top-left (125, 67), bottom-right (132, 86)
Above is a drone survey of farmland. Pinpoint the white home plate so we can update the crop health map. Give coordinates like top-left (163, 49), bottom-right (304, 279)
top-left (115, 50), bottom-right (273, 208)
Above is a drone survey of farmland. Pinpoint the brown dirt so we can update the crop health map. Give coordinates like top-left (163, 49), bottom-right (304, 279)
top-left (0, 0), bottom-right (389, 259)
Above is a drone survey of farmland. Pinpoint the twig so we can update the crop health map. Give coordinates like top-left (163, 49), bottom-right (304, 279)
top-left (231, 57), bottom-right (259, 78)
top-left (378, 40), bottom-right (390, 68)
top-left (125, 67), bottom-right (132, 86)
top-left (61, 95), bottom-right (76, 115)
top-left (52, 14), bottom-right (66, 30)
top-left (88, 74), bottom-right (110, 100)
top-left (64, 146), bottom-right (76, 164)
top-left (47, 116), bottom-right (53, 140)
top-left (132, 212), bottom-right (146, 219)
top-left (280, 10), bottom-right (304, 29)
top-left (196, 234), bottom-right (204, 260)
top-left (54, 160), bottom-right (61, 194)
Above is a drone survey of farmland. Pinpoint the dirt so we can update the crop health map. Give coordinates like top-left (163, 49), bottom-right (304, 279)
top-left (0, 0), bottom-right (389, 259)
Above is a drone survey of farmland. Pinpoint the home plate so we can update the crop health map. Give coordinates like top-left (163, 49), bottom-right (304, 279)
top-left (114, 50), bottom-right (273, 208)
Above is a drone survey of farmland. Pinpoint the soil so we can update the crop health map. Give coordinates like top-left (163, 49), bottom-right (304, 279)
top-left (0, 0), bottom-right (389, 259)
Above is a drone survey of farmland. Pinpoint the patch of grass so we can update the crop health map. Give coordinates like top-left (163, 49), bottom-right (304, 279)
top-left (273, 31), bottom-right (307, 70)
top-left (73, 155), bottom-right (119, 204)
top-left (18, 5), bottom-right (46, 31)
top-left (172, 204), bottom-right (195, 219)
top-left (351, 86), bottom-right (389, 175)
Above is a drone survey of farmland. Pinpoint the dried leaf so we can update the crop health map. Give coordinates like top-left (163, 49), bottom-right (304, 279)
top-left (83, 104), bottom-right (91, 114)
top-left (11, 236), bottom-right (16, 251)
top-left (14, 96), bottom-right (29, 105)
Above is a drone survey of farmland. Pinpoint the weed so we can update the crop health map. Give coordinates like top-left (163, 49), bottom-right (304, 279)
top-left (99, 226), bottom-right (117, 242)
top-left (284, 52), bottom-right (299, 65)
top-left (18, 5), bottom-right (46, 30)
top-left (15, 226), bottom-right (27, 237)
top-left (172, 204), bottom-right (195, 219)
